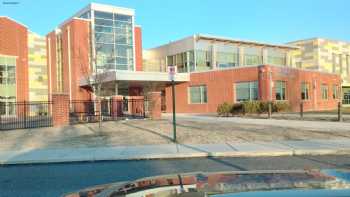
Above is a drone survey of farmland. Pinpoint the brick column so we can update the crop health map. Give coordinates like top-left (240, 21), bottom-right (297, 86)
top-left (111, 95), bottom-right (123, 118)
top-left (258, 65), bottom-right (271, 101)
top-left (52, 93), bottom-right (69, 127)
top-left (128, 96), bottom-right (144, 116)
top-left (148, 92), bottom-right (162, 120)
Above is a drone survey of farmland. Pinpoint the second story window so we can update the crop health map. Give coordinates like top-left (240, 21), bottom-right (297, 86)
top-left (321, 84), bottom-right (328, 100)
top-left (301, 82), bottom-right (309, 100)
top-left (333, 85), bottom-right (338, 99)
top-left (275, 81), bottom-right (286, 100)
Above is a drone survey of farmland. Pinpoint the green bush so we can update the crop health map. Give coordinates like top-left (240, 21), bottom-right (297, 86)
top-left (242, 101), bottom-right (261, 114)
top-left (273, 101), bottom-right (291, 112)
top-left (217, 102), bottom-right (232, 116)
top-left (258, 101), bottom-right (270, 114)
top-left (217, 100), bottom-right (291, 116)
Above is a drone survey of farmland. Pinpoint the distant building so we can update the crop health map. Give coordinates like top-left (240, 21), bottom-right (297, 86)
top-left (288, 38), bottom-right (350, 104)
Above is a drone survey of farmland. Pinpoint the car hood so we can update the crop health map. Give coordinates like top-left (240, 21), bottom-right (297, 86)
top-left (63, 170), bottom-right (350, 197)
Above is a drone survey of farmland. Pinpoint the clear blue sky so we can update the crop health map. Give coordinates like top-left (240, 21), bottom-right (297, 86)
top-left (1, 0), bottom-right (349, 48)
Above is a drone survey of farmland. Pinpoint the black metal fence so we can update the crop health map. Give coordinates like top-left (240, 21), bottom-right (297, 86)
top-left (69, 98), bottom-right (149, 124)
top-left (0, 101), bottom-right (53, 130)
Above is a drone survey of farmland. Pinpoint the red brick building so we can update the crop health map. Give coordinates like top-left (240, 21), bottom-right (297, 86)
top-left (164, 65), bottom-right (341, 113)
top-left (0, 3), bottom-right (344, 118)
top-left (0, 17), bottom-right (29, 103)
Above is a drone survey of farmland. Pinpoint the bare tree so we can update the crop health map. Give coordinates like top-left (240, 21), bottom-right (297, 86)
top-left (77, 33), bottom-right (113, 129)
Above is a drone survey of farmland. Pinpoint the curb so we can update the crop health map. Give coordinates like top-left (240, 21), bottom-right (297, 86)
top-left (1, 146), bottom-right (350, 165)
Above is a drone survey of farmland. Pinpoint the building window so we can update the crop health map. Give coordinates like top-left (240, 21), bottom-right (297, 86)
top-left (235, 81), bottom-right (258, 102)
top-left (56, 34), bottom-right (63, 92)
top-left (275, 81), bottom-right (287, 100)
top-left (244, 47), bottom-right (262, 66)
top-left (216, 44), bottom-right (239, 68)
top-left (332, 53), bottom-right (337, 73)
top-left (339, 54), bottom-right (343, 74)
top-left (321, 84), bottom-right (328, 100)
top-left (196, 50), bottom-right (212, 71)
top-left (333, 85), bottom-right (338, 99)
top-left (347, 55), bottom-right (350, 76)
top-left (94, 10), bottom-right (134, 71)
top-left (0, 55), bottom-right (16, 116)
top-left (267, 48), bottom-right (286, 66)
top-left (188, 85), bottom-right (207, 104)
top-left (301, 82), bottom-right (309, 100)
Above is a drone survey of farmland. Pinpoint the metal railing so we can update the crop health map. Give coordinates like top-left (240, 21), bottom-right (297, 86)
top-left (69, 98), bottom-right (149, 124)
top-left (0, 101), bottom-right (53, 130)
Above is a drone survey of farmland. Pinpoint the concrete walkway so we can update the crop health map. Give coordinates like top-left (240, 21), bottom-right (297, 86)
top-left (1, 139), bottom-right (350, 165)
top-left (167, 114), bottom-right (350, 132)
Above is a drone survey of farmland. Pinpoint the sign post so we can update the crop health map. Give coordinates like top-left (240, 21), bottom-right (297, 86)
top-left (168, 66), bottom-right (177, 142)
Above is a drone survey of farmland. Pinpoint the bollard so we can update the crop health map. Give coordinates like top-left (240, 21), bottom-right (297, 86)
top-left (268, 102), bottom-right (272, 119)
top-left (338, 102), bottom-right (343, 122)
top-left (300, 102), bottom-right (304, 119)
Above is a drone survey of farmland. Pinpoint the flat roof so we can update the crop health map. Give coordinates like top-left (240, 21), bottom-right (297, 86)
top-left (287, 37), bottom-right (350, 45)
top-left (196, 34), bottom-right (299, 49)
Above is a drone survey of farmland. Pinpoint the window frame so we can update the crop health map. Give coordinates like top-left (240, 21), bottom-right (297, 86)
top-left (321, 84), bottom-right (329, 100)
top-left (188, 85), bottom-right (208, 104)
top-left (275, 80), bottom-right (287, 101)
top-left (301, 82), bottom-right (310, 100)
top-left (235, 81), bottom-right (259, 102)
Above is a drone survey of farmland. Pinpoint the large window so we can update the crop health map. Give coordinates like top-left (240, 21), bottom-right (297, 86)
top-left (189, 85), bottom-right (207, 104)
top-left (235, 81), bottom-right (258, 102)
top-left (0, 57), bottom-right (16, 85)
top-left (196, 50), bottom-right (212, 71)
top-left (301, 82), bottom-right (309, 100)
top-left (94, 10), bottom-right (134, 71)
top-left (216, 44), bottom-right (239, 68)
top-left (267, 48), bottom-right (286, 65)
top-left (333, 85), bottom-right (338, 99)
top-left (0, 56), bottom-right (16, 116)
top-left (321, 84), bottom-right (328, 100)
top-left (275, 81), bottom-right (286, 100)
top-left (244, 47), bottom-right (262, 66)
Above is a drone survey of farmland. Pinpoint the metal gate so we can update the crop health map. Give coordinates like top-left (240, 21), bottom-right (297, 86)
top-left (0, 101), bottom-right (53, 130)
top-left (69, 98), bottom-right (149, 124)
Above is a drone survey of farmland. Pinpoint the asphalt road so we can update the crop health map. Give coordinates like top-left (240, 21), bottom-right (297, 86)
top-left (1, 155), bottom-right (350, 197)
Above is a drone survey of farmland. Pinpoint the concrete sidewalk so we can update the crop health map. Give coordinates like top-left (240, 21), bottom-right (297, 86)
top-left (167, 113), bottom-right (350, 132)
top-left (1, 139), bottom-right (350, 165)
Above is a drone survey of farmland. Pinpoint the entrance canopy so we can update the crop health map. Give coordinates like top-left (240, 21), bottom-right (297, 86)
top-left (80, 70), bottom-right (190, 86)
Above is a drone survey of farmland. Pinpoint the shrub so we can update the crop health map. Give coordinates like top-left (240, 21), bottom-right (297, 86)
top-left (258, 101), bottom-right (270, 114)
top-left (273, 101), bottom-right (291, 112)
top-left (242, 101), bottom-right (261, 114)
top-left (217, 102), bottom-right (232, 116)
top-left (231, 103), bottom-right (244, 115)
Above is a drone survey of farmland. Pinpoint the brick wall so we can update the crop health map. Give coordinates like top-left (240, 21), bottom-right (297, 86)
top-left (0, 17), bottom-right (29, 102)
top-left (148, 92), bottom-right (162, 119)
top-left (47, 18), bottom-right (92, 102)
top-left (134, 26), bottom-right (143, 71)
top-left (165, 65), bottom-right (341, 113)
top-left (52, 93), bottom-right (69, 126)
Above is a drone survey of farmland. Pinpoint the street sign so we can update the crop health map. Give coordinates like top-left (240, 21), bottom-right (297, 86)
top-left (168, 66), bottom-right (177, 81)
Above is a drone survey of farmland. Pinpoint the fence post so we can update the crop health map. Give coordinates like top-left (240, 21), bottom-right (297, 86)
top-left (24, 100), bottom-right (27, 128)
top-left (338, 101), bottom-right (343, 122)
top-left (300, 102), bottom-right (304, 119)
